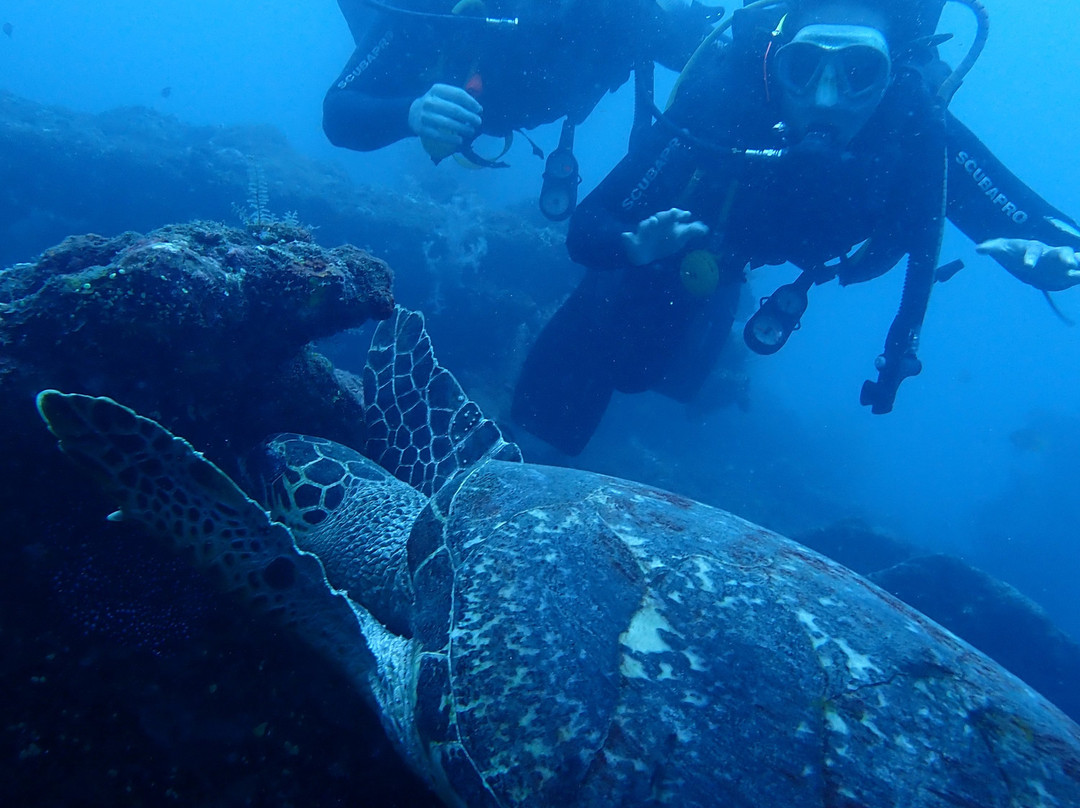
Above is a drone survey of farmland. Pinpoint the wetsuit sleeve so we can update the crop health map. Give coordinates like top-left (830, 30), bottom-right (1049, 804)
top-left (322, 17), bottom-right (425, 152)
top-left (567, 123), bottom-right (698, 269)
top-left (946, 113), bottom-right (1080, 248)
top-left (337, 0), bottom-right (379, 42)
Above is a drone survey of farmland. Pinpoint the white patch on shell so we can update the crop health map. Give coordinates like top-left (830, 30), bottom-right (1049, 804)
top-left (519, 703), bottom-right (539, 727)
top-left (682, 691), bottom-right (708, 707)
top-left (860, 715), bottom-right (888, 742)
top-left (834, 637), bottom-right (882, 682)
top-left (824, 707), bottom-right (849, 735)
top-left (692, 558), bottom-right (716, 593)
top-left (796, 609), bottom-right (881, 682)
top-left (1026, 778), bottom-right (1055, 808)
top-left (682, 648), bottom-right (707, 672)
top-left (796, 609), bottom-right (829, 650)
top-left (894, 735), bottom-right (917, 754)
top-left (620, 655), bottom-right (648, 679)
top-left (524, 508), bottom-right (584, 537)
top-left (718, 593), bottom-right (764, 609)
top-left (619, 597), bottom-right (677, 655)
top-left (618, 596), bottom-right (684, 682)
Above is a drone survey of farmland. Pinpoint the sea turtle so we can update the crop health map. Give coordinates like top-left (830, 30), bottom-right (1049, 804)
top-left (38, 308), bottom-right (1080, 807)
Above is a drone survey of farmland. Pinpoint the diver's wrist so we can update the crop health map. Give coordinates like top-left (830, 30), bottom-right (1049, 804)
top-left (622, 231), bottom-right (651, 266)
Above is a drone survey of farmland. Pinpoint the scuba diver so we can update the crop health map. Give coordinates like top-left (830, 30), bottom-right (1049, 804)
top-left (512, 0), bottom-right (1080, 456)
top-left (323, 0), bottom-right (718, 219)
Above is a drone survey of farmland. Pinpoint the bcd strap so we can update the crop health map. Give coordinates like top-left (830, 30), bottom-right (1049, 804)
top-left (630, 58), bottom-right (655, 153)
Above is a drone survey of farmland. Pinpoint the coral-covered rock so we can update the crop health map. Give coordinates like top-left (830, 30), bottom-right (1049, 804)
top-left (1, 219), bottom-right (392, 462)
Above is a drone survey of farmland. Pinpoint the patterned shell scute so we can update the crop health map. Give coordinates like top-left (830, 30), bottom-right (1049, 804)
top-left (408, 467), bottom-right (469, 650)
top-left (405, 459), bottom-right (1080, 807)
top-left (409, 459), bottom-right (650, 806)
top-left (437, 460), bottom-right (807, 806)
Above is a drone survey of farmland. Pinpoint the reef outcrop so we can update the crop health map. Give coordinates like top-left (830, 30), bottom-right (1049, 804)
top-left (1, 220), bottom-right (392, 465)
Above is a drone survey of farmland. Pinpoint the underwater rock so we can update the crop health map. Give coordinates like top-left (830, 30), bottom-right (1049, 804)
top-left (794, 516), bottom-right (915, 575)
top-left (869, 553), bottom-right (1080, 724)
top-left (0, 219), bottom-right (392, 462)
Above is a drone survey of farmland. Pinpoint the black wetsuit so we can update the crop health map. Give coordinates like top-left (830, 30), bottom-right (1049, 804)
top-left (323, 0), bottom-right (712, 152)
top-left (512, 19), bottom-right (1080, 456)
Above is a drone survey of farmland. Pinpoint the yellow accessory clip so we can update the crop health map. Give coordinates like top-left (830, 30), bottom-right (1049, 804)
top-left (680, 250), bottom-right (720, 297)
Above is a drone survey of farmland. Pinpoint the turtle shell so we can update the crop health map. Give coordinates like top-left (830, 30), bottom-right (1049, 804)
top-left (407, 461), bottom-right (1080, 807)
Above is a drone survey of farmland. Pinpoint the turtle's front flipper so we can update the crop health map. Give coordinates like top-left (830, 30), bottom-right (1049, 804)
top-left (363, 307), bottom-right (522, 496)
top-left (36, 390), bottom-right (378, 682)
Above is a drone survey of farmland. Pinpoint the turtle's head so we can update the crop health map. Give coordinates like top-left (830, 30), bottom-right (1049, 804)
top-left (244, 433), bottom-right (425, 637)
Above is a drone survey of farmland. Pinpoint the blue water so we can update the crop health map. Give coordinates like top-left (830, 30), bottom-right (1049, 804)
top-left (2, 0), bottom-right (1078, 638)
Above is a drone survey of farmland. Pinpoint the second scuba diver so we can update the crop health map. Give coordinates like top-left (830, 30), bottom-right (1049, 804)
top-left (323, 0), bottom-right (719, 218)
top-left (512, 0), bottom-right (1080, 456)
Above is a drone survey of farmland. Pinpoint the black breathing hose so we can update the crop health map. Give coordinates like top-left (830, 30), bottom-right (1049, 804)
top-left (361, 0), bottom-right (519, 28)
top-left (861, 87), bottom-right (949, 414)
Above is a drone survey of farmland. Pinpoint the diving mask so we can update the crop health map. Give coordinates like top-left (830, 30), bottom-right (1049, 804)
top-left (774, 24), bottom-right (891, 147)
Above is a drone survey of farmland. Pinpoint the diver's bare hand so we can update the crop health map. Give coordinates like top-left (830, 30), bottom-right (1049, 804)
top-left (408, 84), bottom-right (483, 146)
top-left (976, 238), bottom-right (1080, 292)
top-left (621, 208), bottom-right (709, 267)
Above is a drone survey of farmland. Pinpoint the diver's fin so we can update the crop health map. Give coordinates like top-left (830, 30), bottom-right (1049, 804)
top-left (36, 389), bottom-right (378, 682)
top-left (362, 306), bottom-right (522, 496)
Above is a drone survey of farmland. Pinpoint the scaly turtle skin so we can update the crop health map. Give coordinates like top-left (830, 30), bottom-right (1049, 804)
top-left (38, 308), bottom-right (1080, 807)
